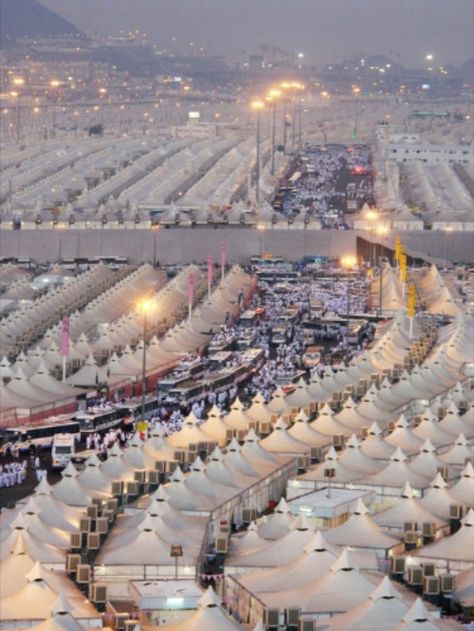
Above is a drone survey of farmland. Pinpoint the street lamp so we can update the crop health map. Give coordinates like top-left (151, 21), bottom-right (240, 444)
top-left (10, 91), bottom-right (21, 144)
top-left (256, 223), bottom-right (266, 258)
top-left (340, 255), bottom-right (357, 330)
top-left (251, 99), bottom-right (265, 205)
top-left (376, 225), bottom-right (389, 316)
top-left (444, 225), bottom-right (453, 264)
top-left (267, 88), bottom-right (281, 176)
top-left (137, 299), bottom-right (153, 419)
top-left (365, 209), bottom-right (378, 266)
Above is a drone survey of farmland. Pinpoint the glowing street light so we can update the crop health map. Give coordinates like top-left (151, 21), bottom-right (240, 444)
top-left (341, 255), bottom-right (357, 269)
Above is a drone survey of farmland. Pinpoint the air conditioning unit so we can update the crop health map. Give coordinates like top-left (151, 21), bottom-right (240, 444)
top-left (126, 481), bottom-right (139, 496)
top-left (115, 613), bottom-right (130, 631)
top-left (215, 536), bottom-right (228, 554)
top-left (391, 556), bottom-right (406, 575)
top-left (299, 621), bottom-right (315, 631)
top-left (265, 608), bottom-right (280, 628)
top-left (87, 532), bottom-right (101, 550)
top-left (167, 461), bottom-right (178, 475)
top-left (297, 456), bottom-right (309, 470)
top-left (436, 466), bottom-right (449, 481)
top-left (286, 608), bottom-right (301, 626)
top-left (242, 508), bottom-right (257, 523)
top-left (103, 509), bottom-right (115, 523)
top-left (333, 434), bottom-right (345, 448)
top-left (106, 499), bottom-right (118, 514)
top-left (422, 523), bottom-right (436, 539)
top-left (66, 553), bottom-right (81, 573)
top-left (423, 576), bottom-right (440, 596)
top-left (449, 504), bottom-right (463, 520)
top-left (76, 564), bottom-right (91, 584)
top-left (219, 520), bottom-right (231, 534)
top-left (87, 505), bottom-right (99, 520)
top-left (111, 481), bottom-right (124, 497)
top-left (80, 517), bottom-right (92, 533)
top-left (310, 447), bottom-right (322, 461)
top-left (407, 567), bottom-right (423, 585)
top-left (70, 532), bottom-right (82, 550)
top-left (404, 531), bottom-right (418, 547)
top-left (96, 517), bottom-right (109, 534)
top-left (147, 470), bottom-right (160, 486)
top-left (422, 562), bottom-right (436, 577)
top-left (134, 470), bottom-right (146, 485)
top-left (440, 574), bottom-right (455, 593)
top-left (404, 521), bottom-right (418, 532)
top-left (90, 583), bottom-right (107, 604)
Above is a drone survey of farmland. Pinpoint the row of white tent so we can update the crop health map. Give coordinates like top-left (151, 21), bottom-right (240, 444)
top-left (412, 265), bottom-right (464, 318)
top-left (0, 265), bottom-right (253, 411)
top-left (0, 262), bottom-right (117, 357)
top-left (373, 263), bottom-right (463, 317)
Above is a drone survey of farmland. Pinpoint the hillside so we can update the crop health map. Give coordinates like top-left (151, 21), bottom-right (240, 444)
top-left (0, 0), bottom-right (82, 41)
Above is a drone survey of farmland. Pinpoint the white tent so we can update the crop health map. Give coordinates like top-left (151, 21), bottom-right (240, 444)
top-left (155, 586), bottom-right (246, 630)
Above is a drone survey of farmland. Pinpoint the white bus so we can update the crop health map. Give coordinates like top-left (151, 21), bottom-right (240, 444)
top-left (51, 433), bottom-right (75, 469)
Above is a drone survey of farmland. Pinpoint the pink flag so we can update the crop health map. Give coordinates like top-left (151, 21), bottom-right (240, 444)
top-left (188, 272), bottom-right (194, 304)
top-left (220, 241), bottom-right (227, 267)
top-left (61, 316), bottom-right (70, 357)
top-left (207, 255), bottom-right (213, 284)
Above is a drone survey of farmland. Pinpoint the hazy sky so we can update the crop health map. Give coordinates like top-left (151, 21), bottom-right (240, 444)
top-left (41, 0), bottom-right (474, 68)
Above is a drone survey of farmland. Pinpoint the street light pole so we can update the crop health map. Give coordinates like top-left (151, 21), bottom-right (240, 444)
top-left (138, 299), bottom-right (152, 419)
top-left (251, 100), bottom-right (265, 205)
top-left (271, 100), bottom-right (276, 176)
top-left (340, 255), bottom-right (357, 331)
top-left (257, 224), bottom-right (265, 258)
top-left (256, 106), bottom-right (261, 204)
top-left (141, 309), bottom-right (147, 419)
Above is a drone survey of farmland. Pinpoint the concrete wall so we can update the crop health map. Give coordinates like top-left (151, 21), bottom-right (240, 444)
top-left (0, 227), bottom-right (357, 264)
top-left (1, 227), bottom-right (473, 264)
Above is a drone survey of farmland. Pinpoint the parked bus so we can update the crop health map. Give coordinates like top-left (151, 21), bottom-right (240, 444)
top-left (75, 406), bottom-right (129, 435)
top-left (1, 416), bottom-right (79, 454)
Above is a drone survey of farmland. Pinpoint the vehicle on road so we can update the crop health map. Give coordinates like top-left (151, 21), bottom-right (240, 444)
top-left (51, 433), bottom-right (75, 468)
